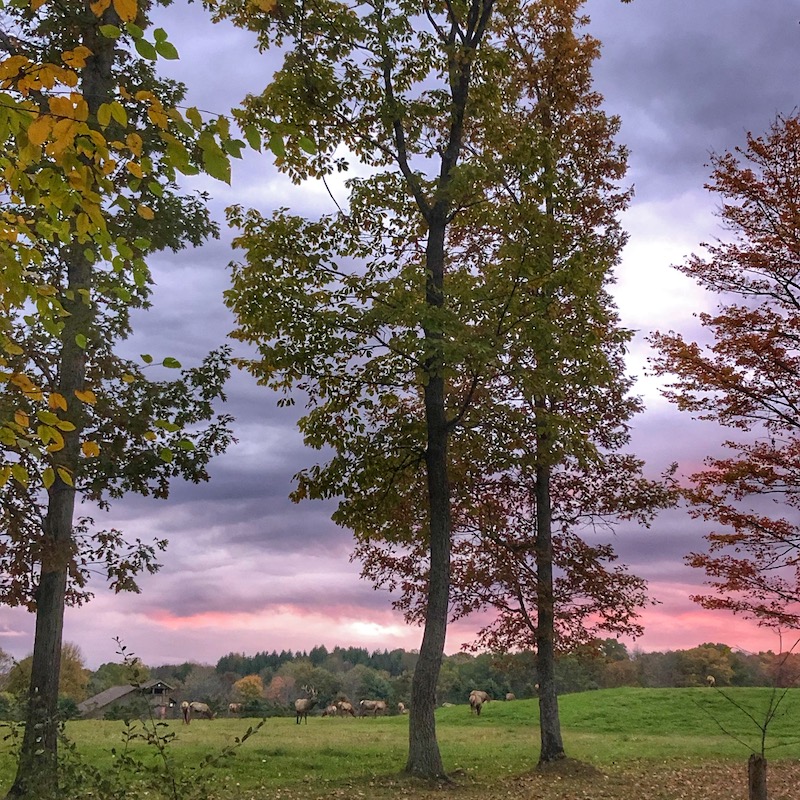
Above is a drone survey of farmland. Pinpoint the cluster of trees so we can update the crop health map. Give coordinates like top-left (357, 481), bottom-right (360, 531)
top-left (2, 0), bottom-right (800, 795)
top-left (5, 639), bottom-right (800, 725)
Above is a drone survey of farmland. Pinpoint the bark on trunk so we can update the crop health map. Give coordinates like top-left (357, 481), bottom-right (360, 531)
top-left (535, 460), bottom-right (566, 764)
top-left (406, 217), bottom-right (449, 779)
top-left (748, 754), bottom-right (768, 800)
top-left (7, 12), bottom-right (115, 798)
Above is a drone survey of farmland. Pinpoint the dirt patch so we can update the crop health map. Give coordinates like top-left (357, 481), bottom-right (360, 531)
top-left (278, 760), bottom-right (800, 800)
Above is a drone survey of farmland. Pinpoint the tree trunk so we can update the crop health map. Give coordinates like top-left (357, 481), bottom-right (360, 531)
top-left (535, 460), bottom-right (566, 764)
top-left (406, 217), bottom-right (450, 780)
top-left (7, 12), bottom-right (115, 797)
top-left (748, 754), bottom-right (768, 800)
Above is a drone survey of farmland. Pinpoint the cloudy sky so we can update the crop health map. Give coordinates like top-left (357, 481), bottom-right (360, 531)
top-left (3, 0), bottom-right (799, 669)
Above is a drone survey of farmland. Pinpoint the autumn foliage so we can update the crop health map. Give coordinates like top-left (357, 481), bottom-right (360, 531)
top-left (651, 113), bottom-right (800, 628)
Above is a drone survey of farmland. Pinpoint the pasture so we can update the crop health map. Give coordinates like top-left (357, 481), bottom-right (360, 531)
top-left (2, 688), bottom-right (800, 799)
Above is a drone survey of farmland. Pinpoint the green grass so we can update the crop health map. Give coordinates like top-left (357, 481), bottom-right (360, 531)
top-left (3, 688), bottom-right (800, 798)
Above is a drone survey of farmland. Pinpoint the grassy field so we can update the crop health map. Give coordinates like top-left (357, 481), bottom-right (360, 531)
top-left (2, 687), bottom-right (800, 799)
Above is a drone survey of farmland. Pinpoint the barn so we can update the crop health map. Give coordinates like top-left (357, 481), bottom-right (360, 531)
top-left (78, 679), bottom-right (176, 719)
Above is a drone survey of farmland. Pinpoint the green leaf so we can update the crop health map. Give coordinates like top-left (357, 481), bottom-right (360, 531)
top-left (298, 135), bottom-right (317, 155)
top-left (99, 24), bottom-right (121, 38)
top-left (141, 353), bottom-right (154, 364)
top-left (153, 27), bottom-right (168, 42)
top-left (268, 133), bottom-right (285, 158)
top-left (162, 357), bottom-right (181, 369)
top-left (186, 107), bottom-right (203, 131)
top-left (177, 439), bottom-right (195, 451)
top-left (244, 125), bottom-right (261, 151)
top-left (155, 40), bottom-right (179, 60)
top-left (159, 447), bottom-right (174, 463)
top-left (134, 38), bottom-right (158, 60)
top-left (75, 333), bottom-right (87, 349)
top-left (125, 22), bottom-right (144, 39)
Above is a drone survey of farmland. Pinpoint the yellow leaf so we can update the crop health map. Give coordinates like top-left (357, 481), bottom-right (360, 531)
top-left (31, 0), bottom-right (47, 10)
top-left (126, 160), bottom-right (143, 178)
top-left (14, 410), bottom-right (29, 428)
top-left (112, 0), bottom-right (137, 23)
top-left (0, 466), bottom-right (12, 488)
top-left (48, 392), bottom-right (68, 411)
top-left (136, 204), bottom-right (154, 220)
top-left (122, 373), bottom-right (136, 383)
top-left (62, 46), bottom-right (93, 69)
top-left (90, 0), bottom-right (111, 15)
top-left (82, 440), bottom-right (101, 457)
top-left (143, 430), bottom-right (157, 441)
top-left (252, 0), bottom-right (278, 11)
top-left (56, 467), bottom-right (74, 486)
top-left (42, 467), bottom-right (55, 489)
top-left (74, 388), bottom-right (97, 404)
top-left (27, 115), bottom-right (53, 147)
top-left (126, 131), bottom-right (143, 155)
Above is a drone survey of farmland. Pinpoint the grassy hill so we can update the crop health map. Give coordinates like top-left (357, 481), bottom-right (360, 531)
top-left (2, 687), bottom-right (800, 799)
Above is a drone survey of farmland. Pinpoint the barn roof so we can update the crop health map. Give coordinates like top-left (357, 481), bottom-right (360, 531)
top-left (77, 679), bottom-right (175, 716)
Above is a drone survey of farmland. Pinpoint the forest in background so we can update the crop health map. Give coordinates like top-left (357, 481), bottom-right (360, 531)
top-left (1, 639), bottom-right (798, 721)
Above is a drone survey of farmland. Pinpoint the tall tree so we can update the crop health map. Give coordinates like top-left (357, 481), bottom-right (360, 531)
top-left (0, 2), bottom-right (238, 796)
top-left (219, 0), bottom-right (634, 776)
top-left (651, 112), bottom-right (800, 629)
top-left (356, 0), bottom-right (672, 763)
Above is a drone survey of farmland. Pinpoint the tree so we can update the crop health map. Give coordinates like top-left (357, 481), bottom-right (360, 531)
top-left (219, 0), bottom-right (637, 777)
top-left (0, 2), bottom-right (238, 796)
top-left (352, 0), bottom-right (672, 763)
top-left (651, 112), bottom-right (800, 629)
top-left (6, 643), bottom-right (89, 703)
top-left (87, 659), bottom-right (149, 696)
top-left (232, 674), bottom-right (265, 702)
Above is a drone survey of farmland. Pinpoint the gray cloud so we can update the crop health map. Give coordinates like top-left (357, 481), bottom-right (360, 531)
top-left (2, 0), bottom-right (796, 668)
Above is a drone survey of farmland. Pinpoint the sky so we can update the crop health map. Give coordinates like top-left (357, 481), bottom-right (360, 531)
top-left (3, 0), bottom-right (800, 670)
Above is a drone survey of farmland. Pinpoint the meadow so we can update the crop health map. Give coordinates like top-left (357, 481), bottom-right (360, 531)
top-left (2, 688), bottom-right (800, 799)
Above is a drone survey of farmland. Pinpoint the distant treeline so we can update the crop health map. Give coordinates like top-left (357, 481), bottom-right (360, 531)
top-left (215, 645), bottom-right (413, 679)
top-left (5, 639), bottom-right (797, 722)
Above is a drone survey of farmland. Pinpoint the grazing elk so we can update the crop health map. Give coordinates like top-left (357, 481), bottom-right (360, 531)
top-left (397, 702), bottom-right (407, 714)
top-left (359, 699), bottom-right (387, 717)
top-left (336, 700), bottom-right (356, 717)
top-left (228, 703), bottom-right (243, 715)
top-left (505, 693), bottom-right (516, 701)
top-left (322, 705), bottom-right (338, 717)
top-left (189, 701), bottom-right (215, 719)
top-left (706, 675), bottom-right (716, 687)
top-left (295, 686), bottom-right (318, 724)
top-left (469, 690), bottom-right (491, 716)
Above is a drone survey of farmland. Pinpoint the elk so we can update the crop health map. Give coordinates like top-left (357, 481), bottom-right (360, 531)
top-left (336, 700), bottom-right (356, 717)
top-left (706, 675), bottom-right (716, 687)
top-left (181, 701), bottom-right (191, 724)
top-left (397, 701), bottom-right (407, 714)
top-left (322, 704), bottom-right (338, 717)
top-left (505, 693), bottom-right (516, 701)
top-left (294, 686), bottom-right (318, 724)
top-left (189, 701), bottom-right (215, 719)
top-left (228, 703), bottom-right (243, 715)
top-left (359, 699), bottom-right (387, 716)
top-left (469, 690), bottom-right (491, 716)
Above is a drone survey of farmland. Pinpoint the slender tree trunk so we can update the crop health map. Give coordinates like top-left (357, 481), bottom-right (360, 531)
top-left (7, 12), bottom-right (115, 797)
top-left (406, 216), bottom-right (450, 779)
top-left (535, 459), bottom-right (566, 764)
top-left (748, 754), bottom-right (768, 800)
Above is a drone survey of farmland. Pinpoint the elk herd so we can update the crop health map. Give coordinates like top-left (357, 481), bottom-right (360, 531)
top-left (181, 687), bottom-right (500, 724)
